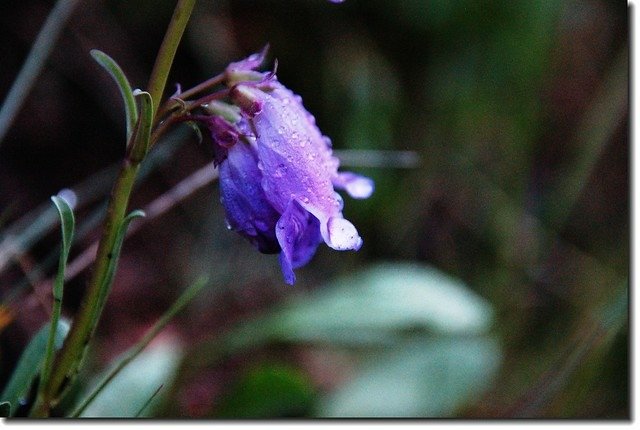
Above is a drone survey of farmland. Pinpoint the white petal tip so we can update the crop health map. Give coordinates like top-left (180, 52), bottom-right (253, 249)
top-left (326, 217), bottom-right (362, 251)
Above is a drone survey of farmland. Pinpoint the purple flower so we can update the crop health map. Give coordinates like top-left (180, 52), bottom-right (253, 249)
top-left (206, 52), bottom-right (374, 284)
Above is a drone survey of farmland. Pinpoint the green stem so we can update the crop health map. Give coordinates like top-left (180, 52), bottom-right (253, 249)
top-left (31, 160), bottom-right (139, 417)
top-left (30, 0), bottom-right (197, 417)
top-left (148, 0), bottom-right (197, 119)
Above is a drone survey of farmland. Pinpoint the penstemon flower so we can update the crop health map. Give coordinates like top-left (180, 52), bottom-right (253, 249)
top-left (199, 50), bottom-right (373, 284)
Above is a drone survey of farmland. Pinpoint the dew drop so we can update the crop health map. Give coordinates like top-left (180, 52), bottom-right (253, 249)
top-left (273, 164), bottom-right (287, 178)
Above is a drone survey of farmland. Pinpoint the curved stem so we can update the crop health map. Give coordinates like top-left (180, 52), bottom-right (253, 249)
top-left (178, 72), bottom-right (226, 100)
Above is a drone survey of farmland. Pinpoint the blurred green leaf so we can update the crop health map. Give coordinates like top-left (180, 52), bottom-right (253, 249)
top-left (267, 263), bottom-right (494, 346)
top-left (317, 336), bottom-right (501, 417)
top-left (215, 262), bottom-right (495, 363)
top-left (0, 401), bottom-right (10, 417)
top-left (90, 49), bottom-right (138, 140)
top-left (216, 362), bottom-right (315, 418)
top-left (212, 263), bottom-right (501, 418)
top-left (80, 339), bottom-right (182, 418)
top-left (0, 320), bottom-right (70, 416)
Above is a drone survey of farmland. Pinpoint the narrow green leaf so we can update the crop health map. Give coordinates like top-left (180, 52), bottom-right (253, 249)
top-left (0, 321), bottom-right (70, 416)
top-left (94, 210), bottom-right (145, 317)
top-left (0, 401), bottom-right (11, 417)
top-left (37, 196), bottom-right (75, 400)
top-left (90, 49), bottom-right (138, 140)
top-left (128, 91), bottom-right (153, 161)
top-left (49, 195), bottom-right (75, 268)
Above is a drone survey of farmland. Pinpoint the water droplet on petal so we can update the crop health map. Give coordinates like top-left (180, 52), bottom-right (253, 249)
top-left (273, 164), bottom-right (287, 178)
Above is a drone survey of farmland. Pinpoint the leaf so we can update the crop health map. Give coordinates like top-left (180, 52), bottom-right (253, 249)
top-left (93, 210), bottom-right (145, 315)
top-left (39, 196), bottom-right (75, 393)
top-left (209, 262), bottom-right (496, 370)
top-left (317, 336), bottom-right (501, 417)
top-left (263, 262), bottom-right (494, 346)
top-left (79, 338), bottom-right (182, 418)
top-left (0, 401), bottom-right (10, 417)
top-left (0, 320), bottom-right (70, 416)
top-left (128, 90), bottom-right (153, 161)
top-left (50, 196), bottom-right (75, 259)
top-left (90, 49), bottom-right (138, 140)
top-left (216, 362), bottom-right (315, 418)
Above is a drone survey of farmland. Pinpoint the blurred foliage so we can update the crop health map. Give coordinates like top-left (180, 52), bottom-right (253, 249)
top-left (79, 337), bottom-right (182, 417)
top-left (0, 0), bottom-right (629, 419)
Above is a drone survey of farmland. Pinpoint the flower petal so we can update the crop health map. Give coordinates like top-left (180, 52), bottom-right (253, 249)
top-left (219, 141), bottom-right (280, 254)
top-left (333, 171), bottom-right (375, 199)
top-left (275, 200), bottom-right (323, 285)
top-left (322, 216), bottom-right (363, 251)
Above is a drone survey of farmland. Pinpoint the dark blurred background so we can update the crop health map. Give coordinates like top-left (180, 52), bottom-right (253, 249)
top-left (0, 0), bottom-right (628, 418)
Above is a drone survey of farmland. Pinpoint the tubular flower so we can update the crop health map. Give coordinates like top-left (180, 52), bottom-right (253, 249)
top-left (203, 51), bottom-right (374, 284)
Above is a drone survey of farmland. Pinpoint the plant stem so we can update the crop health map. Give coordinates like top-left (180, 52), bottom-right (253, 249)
top-left (155, 72), bottom-right (226, 120)
top-left (30, 0), bottom-right (198, 416)
top-left (148, 0), bottom-right (197, 118)
top-left (31, 160), bottom-right (139, 417)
